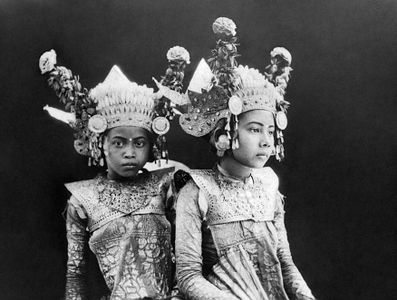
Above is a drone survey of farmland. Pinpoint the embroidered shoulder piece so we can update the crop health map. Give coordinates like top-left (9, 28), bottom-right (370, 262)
top-left (189, 168), bottom-right (279, 225)
top-left (65, 178), bottom-right (124, 232)
top-left (65, 169), bottom-right (172, 231)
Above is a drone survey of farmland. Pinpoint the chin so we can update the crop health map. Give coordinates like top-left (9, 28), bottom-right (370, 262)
top-left (250, 158), bottom-right (269, 168)
top-left (119, 169), bottom-right (140, 178)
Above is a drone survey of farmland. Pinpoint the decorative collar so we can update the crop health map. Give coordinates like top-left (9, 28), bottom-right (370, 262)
top-left (215, 164), bottom-right (254, 185)
top-left (95, 172), bottom-right (161, 214)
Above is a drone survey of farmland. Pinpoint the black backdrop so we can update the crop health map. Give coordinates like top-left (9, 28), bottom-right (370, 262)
top-left (1, 0), bottom-right (396, 299)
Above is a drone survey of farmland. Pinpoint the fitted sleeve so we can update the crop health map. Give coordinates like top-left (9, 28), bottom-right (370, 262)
top-left (175, 180), bottom-right (232, 300)
top-left (274, 193), bottom-right (316, 300)
top-left (65, 196), bottom-right (89, 300)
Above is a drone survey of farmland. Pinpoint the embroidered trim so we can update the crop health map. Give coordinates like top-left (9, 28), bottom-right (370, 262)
top-left (65, 171), bottom-right (170, 232)
top-left (190, 168), bottom-right (278, 225)
top-left (96, 173), bottom-right (159, 214)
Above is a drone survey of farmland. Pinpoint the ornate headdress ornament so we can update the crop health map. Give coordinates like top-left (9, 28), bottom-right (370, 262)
top-left (88, 65), bottom-right (156, 133)
top-left (152, 45), bottom-right (190, 163)
top-left (40, 47), bottom-right (190, 165)
top-left (158, 17), bottom-right (292, 160)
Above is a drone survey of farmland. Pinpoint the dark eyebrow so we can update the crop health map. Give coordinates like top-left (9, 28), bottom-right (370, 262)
top-left (246, 121), bottom-right (264, 126)
top-left (245, 122), bottom-right (275, 129)
top-left (111, 135), bottom-right (147, 140)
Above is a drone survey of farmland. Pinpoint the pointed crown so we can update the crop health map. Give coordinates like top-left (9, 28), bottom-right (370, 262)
top-left (232, 65), bottom-right (282, 114)
top-left (89, 65), bottom-right (156, 132)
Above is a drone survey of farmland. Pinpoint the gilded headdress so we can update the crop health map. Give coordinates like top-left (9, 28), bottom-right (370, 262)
top-left (157, 17), bottom-right (292, 160)
top-left (88, 66), bottom-right (156, 133)
top-left (39, 47), bottom-right (190, 165)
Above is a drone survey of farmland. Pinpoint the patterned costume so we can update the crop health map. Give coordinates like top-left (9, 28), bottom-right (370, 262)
top-left (176, 166), bottom-right (315, 300)
top-left (65, 169), bottom-right (175, 299)
top-left (39, 47), bottom-right (190, 299)
top-left (158, 17), bottom-right (316, 300)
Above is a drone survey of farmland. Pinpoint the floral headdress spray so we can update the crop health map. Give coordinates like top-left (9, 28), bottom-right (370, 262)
top-left (152, 46), bottom-right (190, 164)
top-left (39, 50), bottom-right (101, 165)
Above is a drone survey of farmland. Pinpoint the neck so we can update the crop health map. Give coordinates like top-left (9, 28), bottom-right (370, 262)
top-left (219, 155), bottom-right (252, 180)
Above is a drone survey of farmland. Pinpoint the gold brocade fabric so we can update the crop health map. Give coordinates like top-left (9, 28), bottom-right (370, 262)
top-left (175, 167), bottom-right (315, 300)
top-left (190, 167), bottom-right (278, 225)
top-left (65, 170), bottom-right (174, 300)
top-left (96, 173), bottom-right (161, 214)
top-left (65, 171), bottom-right (170, 232)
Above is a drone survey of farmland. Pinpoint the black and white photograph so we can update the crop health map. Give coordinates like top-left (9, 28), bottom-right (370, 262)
top-left (0, 0), bottom-right (396, 299)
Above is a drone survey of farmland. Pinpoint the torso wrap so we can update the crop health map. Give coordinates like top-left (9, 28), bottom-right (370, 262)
top-left (175, 166), bottom-right (315, 300)
top-left (64, 170), bottom-right (174, 300)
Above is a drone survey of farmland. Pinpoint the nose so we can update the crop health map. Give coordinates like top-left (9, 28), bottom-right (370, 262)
top-left (260, 132), bottom-right (273, 148)
top-left (123, 144), bottom-right (136, 158)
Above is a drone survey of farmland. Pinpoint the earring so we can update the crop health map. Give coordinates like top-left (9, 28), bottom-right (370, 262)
top-left (270, 147), bottom-right (276, 156)
top-left (215, 134), bottom-right (230, 157)
top-left (231, 137), bottom-right (239, 150)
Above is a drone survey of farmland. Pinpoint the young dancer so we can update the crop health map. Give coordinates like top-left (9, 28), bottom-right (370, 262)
top-left (39, 47), bottom-right (190, 299)
top-left (161, 17), bottom-right (316, 300)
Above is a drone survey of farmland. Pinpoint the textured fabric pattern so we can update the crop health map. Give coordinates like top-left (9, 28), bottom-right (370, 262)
top-left (65, 170), bottom-right (175, 300)
top-left (190, 168), bottom-right (277, 225)
top-left (206, 244), bottom-right (269, 299)
top-left (65, 202), bottom-right (89, 300)
top-left (65, 170), bottom-right (171, 232)
top-left (90, 215), bottom-right (173, 299)
top-left (175, 167), bottom-right (315, 300)
top-left (175, 181), bottom-right (233, 300)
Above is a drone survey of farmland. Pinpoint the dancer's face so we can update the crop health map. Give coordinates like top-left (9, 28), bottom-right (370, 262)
top-left (232, 110), bottom-right (275, 168)
top-left (103, 126), bottom-right (151, 179)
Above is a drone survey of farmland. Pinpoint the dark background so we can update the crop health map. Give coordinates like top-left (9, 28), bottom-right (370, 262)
top-left (1, 0), bottom-right (396, 299)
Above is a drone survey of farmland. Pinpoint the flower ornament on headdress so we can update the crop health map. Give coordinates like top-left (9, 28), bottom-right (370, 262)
top-left (159, 17), bottom-right (293, 161)
top-left (40, 49), bottom-right (98, 163)
top-left (39, 50), bottom-right (57, 74)
top-left (212, 17), bottom-right (237, 38)
top-left (151, 46), bottom-right (190, 163)
top-left (154, 46), bottom-right (190, 119)
top-left (265, 47), bottom-right (293, 96)
top-left (208, 17), bottom-right (240, 95)
top-left (40, 50), bottom-right (174, 166)
top-left (166, 46), bottom-right (191, 65)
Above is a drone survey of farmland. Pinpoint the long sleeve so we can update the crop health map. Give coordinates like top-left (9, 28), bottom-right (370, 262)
top-left (161, 172), bottom-right (183, 299)
top-left (274, 193), bottom-right (316, 300)
top-left (65, 196), bottom-right (89, 300)
top-left (175, 181), bottom-right (232, 300)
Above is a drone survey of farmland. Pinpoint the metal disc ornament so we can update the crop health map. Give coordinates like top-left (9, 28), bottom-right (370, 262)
top-left (228, 95), bottom-right (243, 115)
top-left (276, 111), bottom-right (288, 130)
top-left (88, 114), bottom-right (108, 133)
top-left (152, 116), bottom-right (170, 135)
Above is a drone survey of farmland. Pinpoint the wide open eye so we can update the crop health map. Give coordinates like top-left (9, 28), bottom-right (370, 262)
top-left (112, 139), bottom-right (124, 148)
top-left (134, 138), bottom-right (147, 148)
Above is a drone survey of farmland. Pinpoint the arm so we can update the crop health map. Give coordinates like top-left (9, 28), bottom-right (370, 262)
top-left (65, 196), bottom-right (89, 300)
top-left (159, 171), bottom-right (184, 299)
top-left (175, 181), bottom-right (231, 300)
top-left (274, 193), bottom-right (316, 300)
